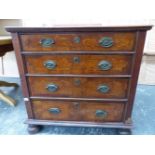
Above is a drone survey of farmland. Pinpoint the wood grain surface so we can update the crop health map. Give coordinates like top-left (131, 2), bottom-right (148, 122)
top-left (25, 54), bottom-right (133, 75)
top-left (20, 32), bottom-right (136, 51)
top-left (32, 100), bottom-right (125, 122)
top-left (28, 77), bottom-right (129, 99)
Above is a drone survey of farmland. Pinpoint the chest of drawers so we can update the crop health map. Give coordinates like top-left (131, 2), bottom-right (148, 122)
top-left (6, 26), bottom-right (152, 134)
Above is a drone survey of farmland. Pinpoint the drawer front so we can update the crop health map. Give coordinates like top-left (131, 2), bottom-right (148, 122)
top-left (32, 100), bottom-right (125, 122)
top-left (25, 54), bottom-right (132, 75)
top-left (28, 77), bottom-right (129, 98)
top-left (20, 32), bottom-right (136, 51)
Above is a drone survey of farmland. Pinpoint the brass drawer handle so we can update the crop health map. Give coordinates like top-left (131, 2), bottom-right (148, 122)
top-left (46, 84), bottom-right (58, 92)
top-left (98, 60), bottom-right (112, 70)
top-left (44, 60), bottom-right (57, 70)
top-left (48, 108), bottom-right (61, 114)
top-left (99, 37), bottom-right (113, 48)
top-left (97, 84), bottom-right (110, 93)
top-left (96, 110), bottom-right (107, 118)
top-left (40, 38), bottom-right (55, 47)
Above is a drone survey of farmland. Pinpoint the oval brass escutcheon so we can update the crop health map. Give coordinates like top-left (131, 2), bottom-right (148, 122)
top-left (46, 84), bottom-right (58, 92)
top-left (96, 110), bottom-right (107, 118)
top-left (99, 37), bottom-right (113, 48)
top-left (98, 60), bottom-right (112, 70)
top-left (40, 38), bottom-right (55, 47)
top-left (44, 60), bottom-right (57, 69)
top-left (97, 84), bottom-right (110, 93)
top-left (48, 108), bottom-right (61, 114)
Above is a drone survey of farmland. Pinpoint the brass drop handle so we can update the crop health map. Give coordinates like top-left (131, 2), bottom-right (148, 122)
top-left (46, 84), bottom-right (58, 92)
top-left (44, 60), bottom-right (57, 69)
top-left (96, 110), bottom-right (107, 118)
top-left (98, 60), bottom-right (112, 70)
top-left (97, 84), bottom-right (110, 93)
top-left (40, 38), bottom-right (55, 47)
top-left (48, 108), bottom-right (61, 114)
top-left (99, 37), bottom-right (113, 48)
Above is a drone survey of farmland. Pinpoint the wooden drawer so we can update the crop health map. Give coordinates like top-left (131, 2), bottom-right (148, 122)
top-left (32, 100), bottom-right (125, 122)
top-left (25, 54), bottom-right (133, 75)
top-left (20, 32), bottom-right (136, 51)
top-left (28, 77), bottom-right (129, 99)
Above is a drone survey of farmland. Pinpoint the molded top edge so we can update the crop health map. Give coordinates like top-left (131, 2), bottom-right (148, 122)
top-left (5, 25), bottom-right (153, 33)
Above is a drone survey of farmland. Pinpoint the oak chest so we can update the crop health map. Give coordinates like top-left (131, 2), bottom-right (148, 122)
top-left (6, 26), bottom-right (152, 134)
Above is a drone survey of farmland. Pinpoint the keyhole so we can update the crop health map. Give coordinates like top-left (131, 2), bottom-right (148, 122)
top-left (74, 79), bottom-right (81, 86)
top-left (73, 56), bottom-right (80, 63)
top-left (73, 102), bottom-right (80, 108)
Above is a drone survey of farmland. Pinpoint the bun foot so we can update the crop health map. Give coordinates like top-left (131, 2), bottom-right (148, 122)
top-left (117, 129), bottom-right (131, 135)
top-left (27, 125), bottom-right (42, 134)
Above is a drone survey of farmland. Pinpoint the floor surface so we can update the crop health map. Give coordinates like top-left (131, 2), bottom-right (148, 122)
top-left (0, 77), bottom-right (155, 135)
